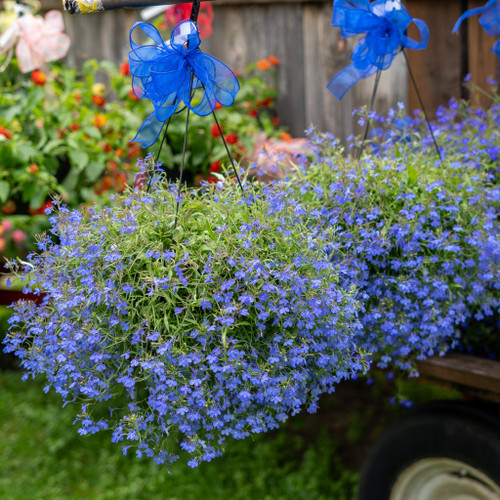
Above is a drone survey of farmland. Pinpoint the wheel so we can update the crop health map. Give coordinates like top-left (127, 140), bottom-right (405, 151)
top-left (358, 401), bottom-right (500, 500)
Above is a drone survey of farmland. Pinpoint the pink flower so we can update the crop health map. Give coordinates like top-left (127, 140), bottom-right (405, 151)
top-left (11, 229), bottom-right (27, 244)
top-left (1, 219), bottom-right (12, 232)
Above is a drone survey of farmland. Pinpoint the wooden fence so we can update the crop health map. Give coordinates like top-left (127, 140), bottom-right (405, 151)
top-left (26, 0), bottom-right (500, 139)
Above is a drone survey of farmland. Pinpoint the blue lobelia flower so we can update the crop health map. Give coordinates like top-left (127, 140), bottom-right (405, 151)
top-left (129, 19), bottom-right (240, 148)
top-left (327, 0), bottom-right (429, 99)
top-left (453, 0), bottom-right (500, 57)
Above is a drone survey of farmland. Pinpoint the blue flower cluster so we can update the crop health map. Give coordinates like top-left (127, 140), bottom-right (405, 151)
top-left (4, 95), bottom-right (500, 467)
top-left (289, 99), bottom-right (500, 370)
top-left (4, 157), bottom-right (364, 466)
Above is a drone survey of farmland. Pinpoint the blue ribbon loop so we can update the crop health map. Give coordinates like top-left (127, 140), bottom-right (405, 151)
top-left (453, 0), bottom-right (500, 56)
top-left (129, 19), bottom-right (240, 148)
top-left (327, 0), bottom-right (429, 100)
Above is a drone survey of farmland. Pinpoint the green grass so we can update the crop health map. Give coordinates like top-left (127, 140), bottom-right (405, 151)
top-left (0, 371), bottom-right (359, 500)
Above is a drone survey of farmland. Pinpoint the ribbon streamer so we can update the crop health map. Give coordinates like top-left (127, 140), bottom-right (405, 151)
top-left (129, 19), bottom-right (239, 148)
top-left (453, 0), bottom-right (500, 56)
top-left (0, 10), bottom-right (70, 73)
top-left (327, 0), bottom-right (429, 100)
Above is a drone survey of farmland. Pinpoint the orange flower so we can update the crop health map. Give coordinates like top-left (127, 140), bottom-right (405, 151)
top-left (1, 199), bottom-right (16, 215)
top-left (93, 114), bottom-right (107, 129)
top-left (129, 88), bottom-right (140, 101)
top-left (133, 172), bottom-right (148, 190)
top-left (115, 148), bottom-right (123, 157)
top-left (74, 93), bottom-right (82, 102)
top-left (268, 55), bottom-right (280, 66)
top-left (0, 125), bottom-right (12, 140)
top-left (0, 238), bottom-right (5, 252)
top-left (94, 175), bottom-right (113, 195)
top-left (31, 70), bottom-right (47, 86)
top-left (226, 133), bottom-right (238, 145)
top-left (280, 132), bottom-right (292, 142)
top-left (119, 62), bottom-right (130, 76)
top-left (28, 163), bottom-right (39, 174)
top-left (215, 102), bottom-right (223, 111)
top-left (114, 172), bottom-right (128, 191)
top-left (92, 95), bottom-right (106, 107)
top-left (256, 59), bottom-right (271, 71)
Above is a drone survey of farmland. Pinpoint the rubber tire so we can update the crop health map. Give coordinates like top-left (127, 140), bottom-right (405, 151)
top-left (358, 400), bottom-right (500, 500)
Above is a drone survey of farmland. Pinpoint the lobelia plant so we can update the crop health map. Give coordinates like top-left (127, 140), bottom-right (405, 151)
top-left (0, 53), bottom-right (285, 261)
top-left (285, 98), bottom-right (500, 370)
top-left (3, 156), bottom-right (366, 467)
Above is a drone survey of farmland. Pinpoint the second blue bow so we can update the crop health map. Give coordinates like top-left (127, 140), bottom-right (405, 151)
top-left (129, 19), bottom-right (240, 148)
top-left (327, 0), bottom-right (429, 100)
top-left (453, 0), bottom-right (500, 56)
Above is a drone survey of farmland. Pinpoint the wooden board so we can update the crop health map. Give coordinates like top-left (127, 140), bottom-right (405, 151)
top-left (417, 353), bottom-right (500, 400)
top-left (405, 0), bottom-right (462, 118)
top-left (467, 0), bottom-right (500, 108)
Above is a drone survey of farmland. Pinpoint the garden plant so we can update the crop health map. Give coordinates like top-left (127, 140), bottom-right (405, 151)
top-left (3, 87), bottom-right (500, 468)
top-left (0, 54), bottom-right (284, 260)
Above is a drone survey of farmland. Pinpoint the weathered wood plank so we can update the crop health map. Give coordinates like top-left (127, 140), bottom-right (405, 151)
top-left (405, 0), bottom-right (462, 117)
top-left (467, 0), bottom-right (500, 108)
top-left (303, 2), bottom-right (355, 142)
top-left (417, 353), bottom-right (500, 397)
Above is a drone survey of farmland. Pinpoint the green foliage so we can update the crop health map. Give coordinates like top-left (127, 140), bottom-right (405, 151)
top-left (0, 371), bottom-right (358, 500)
top-left (0, 55), bottom-right (284, 260)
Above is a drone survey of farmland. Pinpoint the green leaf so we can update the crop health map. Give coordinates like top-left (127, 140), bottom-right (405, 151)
top-left (0, 180), bottom-right (9, 203)
top-left (407, 165), bottom-right (418, 184)
top-left (28, 187), bottom-right (48, 210)
top-left (16, 143), bottom-right (38, 162)
top-left (85, 161), bottom-right (105, 182)
top-left (69, 150), bottom-right (89, 171)
top-left (3, 105), bottom-right (23, 123)
top-left (82, 126), bottom-right (101, 139)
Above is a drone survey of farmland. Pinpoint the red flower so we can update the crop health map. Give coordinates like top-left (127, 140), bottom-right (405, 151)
top-left (211, 123), bottom-right (222, 137)
top-left (165, 2), bottom-right (213, 38)
top-left (209, 160), bottom-right (221, 173)
top-left (128, 147), bottom-right (141, 159)
top-left (92, 95), bottom-right (106, 107)
top-left (70, 123), bottom-right (80, 131)
top-left (226, 133), bottom-right (238, 145)
top-left (31, 70), bottom-right (47, 86)
top-left (0, 125), bottom-right (12, 140)
top-left (30, 200), bottom-right (53, 215)
top-left (28, 163), bottom-right (39, 174)
top-left (1, 199), bottom-right (16, 215)
top-left (119, 62), bottom-right (130, 76)
top-left (206, 175), bottom-right (218, 184)
top-left (268, 55), bottom-right (280, 66)
top-left (257, 97), bottom-right (272, 107)
top-left (248, 109), bottom-right (258, 117)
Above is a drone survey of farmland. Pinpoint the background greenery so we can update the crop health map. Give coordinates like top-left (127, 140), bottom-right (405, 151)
top-left (0, 348), bottom-right (460, 500)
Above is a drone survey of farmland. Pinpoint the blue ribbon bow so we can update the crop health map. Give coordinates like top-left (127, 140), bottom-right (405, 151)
top-left (327, 0), bottom-right (429, 100)
top-left (453, 0), bottom-right (500, 56)
top-left (129, 19), bottom-right (240, 148)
